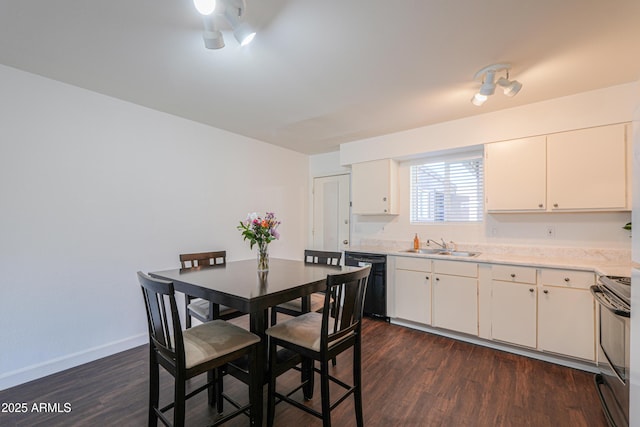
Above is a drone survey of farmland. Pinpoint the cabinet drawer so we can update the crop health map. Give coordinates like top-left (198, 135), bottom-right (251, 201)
top-left (540, 269), bottom-right (594, 289)
top-left (396, 256), bottom-right (432, 272)
top-left (433, 260), bottom-right (478, 278)
top-left (491, 265), bottom-right (536, 284)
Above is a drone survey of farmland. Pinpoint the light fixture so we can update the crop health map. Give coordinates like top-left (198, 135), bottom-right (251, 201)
top-left (193, 0), bottom-right (217, 15)
top-left (194, 0), bottom-right (256, 49)
top-left (471, 63), bottom-right (522, 106)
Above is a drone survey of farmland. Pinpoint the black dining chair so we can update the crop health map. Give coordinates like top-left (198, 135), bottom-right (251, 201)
top-left (138, 271), bottom-right (261, 427)
top-left (265, 265), bottom-right (371, 427)
top-left (269, 250), bottom-right (342, 326)
top-left (180, 251), bottom-right (245, 328)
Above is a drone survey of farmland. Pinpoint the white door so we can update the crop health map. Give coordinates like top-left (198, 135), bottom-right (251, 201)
top-left (312, 174), bottom-right (350, 252)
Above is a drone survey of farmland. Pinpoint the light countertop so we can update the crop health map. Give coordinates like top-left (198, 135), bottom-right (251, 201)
top-left (346, 242), bottom-right (636, 278)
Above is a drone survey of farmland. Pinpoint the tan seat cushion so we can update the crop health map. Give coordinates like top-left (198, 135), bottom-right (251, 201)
top-left (183, 319), bottom-right (260, 369)
top-left (266, 312), bottom-right (331, 352)
top-left (276, 292), bottom-right (325, 313)
top-left (188, 298), bottom-right (238, 319)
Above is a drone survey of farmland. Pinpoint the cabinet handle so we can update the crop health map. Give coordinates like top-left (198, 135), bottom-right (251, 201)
top-left (543, 289), bottom-right (549, 294)
top-left (435, 277), bottom-right (440, 281)
top-left (538, 203), bottom-right (543, 208)
top-left (564, 277), bottom-right (570, 282)
top-left (383, 197), bottom-right (387, 202)
top-left (529, 288), bottom-right (534, 292)
top-left (510, 273), bottom-right (516, 278)
top-left (553, 203), bottom-right (558, 208)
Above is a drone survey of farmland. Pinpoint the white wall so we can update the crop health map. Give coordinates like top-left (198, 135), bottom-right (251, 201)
top-left (340, 82), bottom-right (637, 166)
top-left (327, 84), bottom-right (635, 250)
top-left (0, 65), bottom-right (309, 390)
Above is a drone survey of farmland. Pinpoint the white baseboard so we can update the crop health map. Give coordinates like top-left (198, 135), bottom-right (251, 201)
top-left (390, 318), bottom-right (598, 374)
top-left (0, 334), bottom-right (148, 391)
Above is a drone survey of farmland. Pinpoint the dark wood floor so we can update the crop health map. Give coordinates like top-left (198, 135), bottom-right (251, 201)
top-left (0, 317), bottom-right (608, 427)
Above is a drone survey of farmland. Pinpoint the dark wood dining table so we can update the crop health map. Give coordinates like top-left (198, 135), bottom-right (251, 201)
top-left (149, 257), bottom-right (362, 425)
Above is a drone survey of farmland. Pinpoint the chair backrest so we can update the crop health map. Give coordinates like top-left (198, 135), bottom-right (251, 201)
top-left (304, 249), bottom-right (342, 266)
top-left (321, 265), bottom-right (371, 351)
top-left (137, 271), bottom-right (185, 368)
top-left (179, 251), bottom-right (227, 269)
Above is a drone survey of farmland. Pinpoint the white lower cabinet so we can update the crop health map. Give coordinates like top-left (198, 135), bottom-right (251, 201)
top-left (491, 281), bottom-right (537, 348)
top-left (490, 265), bottom-right (537, 348)
top-left (395, 269), bottom-right (431, 324)
top-left (432, 260), bottom-right (478, 336)
top-left (392, 257), bottom-right (597, 363)
top-left (538, 269), bottom-right (596, 361)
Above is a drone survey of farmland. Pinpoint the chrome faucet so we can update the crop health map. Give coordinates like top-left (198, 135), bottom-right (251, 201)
top-left (426, 238), bottom-right (448, 250)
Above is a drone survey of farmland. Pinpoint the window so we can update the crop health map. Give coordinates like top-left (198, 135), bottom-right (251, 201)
top-left (410, 151), bottom-right (484, 223)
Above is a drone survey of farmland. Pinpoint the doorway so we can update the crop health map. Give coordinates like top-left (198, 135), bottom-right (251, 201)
top-left (312, 174), bottom-right (350, 252)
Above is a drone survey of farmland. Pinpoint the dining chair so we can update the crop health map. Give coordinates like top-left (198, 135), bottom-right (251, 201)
top-left (137, 271), bottom-right (261, 427)
top-left (180, 251), bottom-right (244, 328)
top-left (269, 250), bottom-right (342, 326)
top-left (265, 265), bottom-right (371, 427)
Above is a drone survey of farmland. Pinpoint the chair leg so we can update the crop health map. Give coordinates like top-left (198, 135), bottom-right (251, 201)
top-left (320, 359), bottom-right (332, 427)
top-left (270, 307), bottom-right (277, 326)
top-left (302, 358), bottom-right (314, 400)
top-left (249, 345), bottom-right (260, 426)
top-left (266, 343), bottom-right (277, 427)
top-left (353, 339), bottom-right (364, 427)
top-left (173, 374), bottom-right (186, 427)
top-left (215, 368), bottom-right (224, 413)
top-left (148, 348), bottom-right (160, 427)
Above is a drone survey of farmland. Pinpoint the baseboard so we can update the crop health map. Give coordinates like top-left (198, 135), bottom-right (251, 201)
top-left (389, 318), bottom-right (599, 374)
top-left (0, 334), bottom-right (148, 391)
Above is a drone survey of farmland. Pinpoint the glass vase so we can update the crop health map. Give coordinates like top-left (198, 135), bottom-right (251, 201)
top-left (257, 242), bottom-right (269, 272)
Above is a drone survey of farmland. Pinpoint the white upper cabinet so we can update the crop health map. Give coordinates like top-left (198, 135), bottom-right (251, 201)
top-left (547, 124), bottom-right (627, 210)
top-left (485, 123), bottom-right (629, 212)
top-left (351, 159), bottom-right (398, 215)
top-left (485, 136), bottom-right (546, 211)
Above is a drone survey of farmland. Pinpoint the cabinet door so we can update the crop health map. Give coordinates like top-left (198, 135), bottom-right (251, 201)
top-left (351, 159), bottom-right (398, 214)
top-left (395, 269), bottom-right (431, 324)
top-left (432, 274), bottom-right (477, 335)
top-left (491, 281), bottom-right (537, 348)
top-left (485, 136), bottom-right (546, 211)
top-left (547, 124), bottom-right (627, 210)
top-left (538, 286), bottom-right (595, 360)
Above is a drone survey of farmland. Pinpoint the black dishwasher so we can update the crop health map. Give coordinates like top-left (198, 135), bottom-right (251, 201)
top-left (345, 251), bottom-right (388, 320)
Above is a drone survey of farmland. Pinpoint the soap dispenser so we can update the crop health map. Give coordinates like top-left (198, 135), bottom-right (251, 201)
top-left (413, 233), bottom-right (420, 250)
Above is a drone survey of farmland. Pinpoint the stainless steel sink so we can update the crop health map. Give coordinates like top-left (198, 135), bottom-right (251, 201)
top-left (435, 251), bottom-right (479, 257)
top-left (401, 248), bottom-right (443, 254)
top-left (401, 249), bottom-right (479, 257)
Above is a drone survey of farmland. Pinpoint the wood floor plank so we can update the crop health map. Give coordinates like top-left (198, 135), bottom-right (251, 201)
top-left (0, 318), bottom-right (607, 426)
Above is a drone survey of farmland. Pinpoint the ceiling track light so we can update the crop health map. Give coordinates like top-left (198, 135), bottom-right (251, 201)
top-left (193, 0), bottom-right (256, 49)
top-left (470, 63), bottom-right (522, 106)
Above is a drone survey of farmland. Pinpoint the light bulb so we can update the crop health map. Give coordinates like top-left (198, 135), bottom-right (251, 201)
top-left (471, 93), bottom-right (487, 106)
top-left (194, 0), bottom-right (216, 15)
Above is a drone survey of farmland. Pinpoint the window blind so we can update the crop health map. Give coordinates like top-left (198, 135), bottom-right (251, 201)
top-left (410, 154), bottom-right (484, 223)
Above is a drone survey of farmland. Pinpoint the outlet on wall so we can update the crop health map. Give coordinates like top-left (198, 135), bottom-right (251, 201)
top-left (546, 226), bottom-right (555, 238)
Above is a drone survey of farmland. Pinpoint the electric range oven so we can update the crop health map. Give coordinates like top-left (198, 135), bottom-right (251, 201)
top-left (591, 275), bottom-right (631, 427)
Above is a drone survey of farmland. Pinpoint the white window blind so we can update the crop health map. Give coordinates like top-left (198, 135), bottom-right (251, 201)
top-left (410, 152), bottom-right (484, 223)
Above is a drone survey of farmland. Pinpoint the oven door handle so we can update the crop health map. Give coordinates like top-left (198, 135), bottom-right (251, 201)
top-left (590, 285), bottom-right (630, 318)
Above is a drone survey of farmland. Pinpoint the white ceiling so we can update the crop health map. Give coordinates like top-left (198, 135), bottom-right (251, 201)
top-left (1, 0), bottom-right (639, 155)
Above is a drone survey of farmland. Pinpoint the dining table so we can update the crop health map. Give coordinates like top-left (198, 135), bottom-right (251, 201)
top-left (149, 257), bottom-right (363, 425)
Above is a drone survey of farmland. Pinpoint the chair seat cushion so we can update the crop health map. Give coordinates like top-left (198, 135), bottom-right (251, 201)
top-left (276, 292), bottom-right (325, 313)
top-left (188, 298), bottom-right (237, 319)
top-left (183, 320), bottom-right (260, 369)
top-left (266, 312), bottom-right (337, 352)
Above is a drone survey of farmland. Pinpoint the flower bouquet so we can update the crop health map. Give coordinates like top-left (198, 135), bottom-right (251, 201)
top-left (237, 212), bottom-right (281, 271)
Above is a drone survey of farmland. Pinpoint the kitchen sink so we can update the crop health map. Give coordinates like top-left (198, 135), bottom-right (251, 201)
top-left (401, 248), bottom-right (444, 254)
top-left (435, 251), bottom-right (479, 257)
top-left (401, 249), bottom-right (479, 257)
